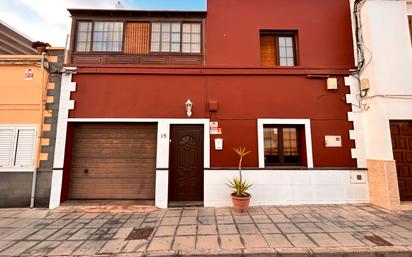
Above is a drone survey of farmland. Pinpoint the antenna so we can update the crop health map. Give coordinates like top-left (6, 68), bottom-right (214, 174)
top-left (115, 1), bottom-right (124, 9)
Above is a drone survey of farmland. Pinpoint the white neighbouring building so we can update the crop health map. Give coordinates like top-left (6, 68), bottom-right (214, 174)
top-left (347, 0), bottom-right (412, 210)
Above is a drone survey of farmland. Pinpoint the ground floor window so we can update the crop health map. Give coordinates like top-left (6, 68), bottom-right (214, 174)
top-left (258, 119), bottom-right (313, 168)
top-left (264, 125), bottom-right (302, 166)
top-left (0, 126), bottom-right (37, 170)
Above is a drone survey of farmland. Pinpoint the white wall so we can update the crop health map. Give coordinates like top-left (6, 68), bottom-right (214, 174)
top-left (204, 169), bottom-right (369, 207)
top-left (348, 0), bottom-right (412, 162)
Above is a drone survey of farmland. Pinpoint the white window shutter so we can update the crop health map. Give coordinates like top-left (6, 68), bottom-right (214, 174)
top-left (0, 128), bottom-right (15, 168)
top-left (14, 129), bottom-right (36, 168)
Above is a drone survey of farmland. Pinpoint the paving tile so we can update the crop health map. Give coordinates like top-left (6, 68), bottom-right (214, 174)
top-left (220, 235), bottom-right (244, 249)
top-left (179, 216), bottom-right (197, 225)
top-left (161, 217), bottom-right (180, 226)
top-left (68, 228), bottom-right (98, 240)
top-left (277, 223), bottom-right (301, 233)
top-left (0, 241), bottom-right (38, 256)
top-left (23, 241), bottom-right (62, 256)
top-left (218, 224), bottom-right (238, 235)
top-left (123, 239), bottom-right (148, 253)
top-left (241, 234), bottom-right (268, 248)
top-left (47, 240), bottom-right (83, 255)
top-left (89, 227), bottom-right (119, 240)
top-left (296, 223), bottom-right (323, 233)
top-left (84, 218), bottom-right (109, 228)
top-left (329, 232), bottom-right (366, 247)
top-left (269, 214), bottom-right (290, 223)
top-left (0, 241), bottom-right (16, 252)
top-left (26, 228), bottom-right (58, 240)
top-left (122, 218), bottom-right (144, 228)
top-left (257, 223), bottom-right (280, 234)
top-left (99, 239), bottom-right (128, 254)
top-left (286, 233), bottom-right (317, 247)
top-left (2, 228), bottom-right (39, 240)
top-left (147, 236), bottom-right (173, 251)
top-left (196, 235), bottom-right (220, 250)
top-left (234, 215), bottom-right (253, 224)
top-left (80, 213), bottom-right (99, 219)
top-left (263, 233), bottom-right (293, 248)
top-left (316, 222), bottom-right (345, 233)
top-left (309, 233), bottom-right (341, 247)
top-left (262, 206), bottom-right (282, 215)
top-left (46, 219), bottom-right (73, 228)
top-left (198, 224), bottom-right (217, 235)
top-left (216, 215), bottom-right (234, 224)
top-left (155, 226), bottom-right (176, 237)
top-left (250, 214), bottom-right (271, 223)
top-left (198, 216), bottom-right (216, 225)
top-left (176, 225), bottom-right (197, 236)
top-left (172, 236), bottom-right (196, 251)
top-left (237, 223), bottom-right (259, 234)
top-left (47, 228), bottom-right (79, 240)
top-left (103, 218), bottom-right (128, 228)
top-left (114, 227), bottom-right (134, 239)
top-left (215, 208), bottom-right (232, 216)
top-left (165, 210), bottom-right (182, 217)
top-left (182, 209), bottom-right (198, 217)
top-left (72, 240), bottom-right (107, 255)
top-left (199, 207), bottom-right (215, 216)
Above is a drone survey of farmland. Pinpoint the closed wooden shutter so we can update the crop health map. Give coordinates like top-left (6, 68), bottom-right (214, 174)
top-left (14, 129), bottom-right (36, 168)
top-left (260, 35), bottom-right (276, 66)
top-left (124, 22), bottom-right (150, 54)
top-left (0, 128), bottom-right (15, 168)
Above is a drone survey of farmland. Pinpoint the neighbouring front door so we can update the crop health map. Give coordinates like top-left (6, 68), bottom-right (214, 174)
top-left (390, 121), bottom-right (412, 201)
top-left (169, 125), bottom-right (204, 201)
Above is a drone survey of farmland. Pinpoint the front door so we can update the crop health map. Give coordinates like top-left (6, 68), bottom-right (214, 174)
top-left (169, 125), bottom-right (204, 201)
top-left (390, 121), bottom-right (412, 201)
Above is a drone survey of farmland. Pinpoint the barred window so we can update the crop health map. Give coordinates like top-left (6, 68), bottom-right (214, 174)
top-left (182, 23), bottom-right (201, 53)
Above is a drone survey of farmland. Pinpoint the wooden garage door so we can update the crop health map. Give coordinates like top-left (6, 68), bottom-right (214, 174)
top-left (69, 123), bottom-right (157, 200)
top-left (390, 121), bottom-right (412, 201)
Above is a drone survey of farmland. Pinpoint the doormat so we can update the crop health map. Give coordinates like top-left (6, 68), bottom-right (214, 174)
top-left (126, 227), bottom-right (154, 240)
top-left (364, 235), bottom-right (393, 246)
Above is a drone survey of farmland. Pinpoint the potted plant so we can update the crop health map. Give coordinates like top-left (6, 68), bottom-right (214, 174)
top-left (227, 147), bottom-right (253, 213)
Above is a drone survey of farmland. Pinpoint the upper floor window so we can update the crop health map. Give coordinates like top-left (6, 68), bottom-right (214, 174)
top-left (75, 21), bottom-right (124, 52)
top-left (150, 22), bottom-right (201, 54)
top-left (260, 31), bottom-right (297, 67)
top-left (75, 21), bottom-right (202, 54)
top-left (182, 23), bottom-right (201, 53)
top-left (151, 23), bottom-right (181, 53)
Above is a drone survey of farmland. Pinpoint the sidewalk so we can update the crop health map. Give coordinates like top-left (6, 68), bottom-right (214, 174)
top-left (0, 204), bottom-right (412, 256)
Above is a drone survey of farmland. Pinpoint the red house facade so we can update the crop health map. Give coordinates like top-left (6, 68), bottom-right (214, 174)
top-left (49, 0), bottom-right (369, 208)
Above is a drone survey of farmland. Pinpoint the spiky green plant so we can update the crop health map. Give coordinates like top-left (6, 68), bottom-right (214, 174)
top-left (227, 147), bottom-right (253, 197)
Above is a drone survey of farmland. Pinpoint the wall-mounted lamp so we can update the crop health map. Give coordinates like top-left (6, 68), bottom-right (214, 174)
top-left (185, 99), bottom-right (193, 117)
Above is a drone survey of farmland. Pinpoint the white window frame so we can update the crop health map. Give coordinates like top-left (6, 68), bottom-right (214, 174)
top-left (0, 125), bottom-right (38, 172)
top-left (257, 119), bottom-right (313, 168)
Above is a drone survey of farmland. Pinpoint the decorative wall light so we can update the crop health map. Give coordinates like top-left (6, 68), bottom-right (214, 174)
top-left (185, 99), bottom-right (193, 117)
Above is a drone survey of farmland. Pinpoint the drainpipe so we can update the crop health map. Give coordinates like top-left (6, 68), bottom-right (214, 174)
top-left (30, 52), bottom-right (48, 208)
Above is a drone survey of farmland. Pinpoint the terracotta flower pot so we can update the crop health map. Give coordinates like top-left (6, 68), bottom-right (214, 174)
top-left (231, 193), bottom-right (251, 213)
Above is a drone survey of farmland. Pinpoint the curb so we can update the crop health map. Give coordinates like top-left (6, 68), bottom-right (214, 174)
top-left (113, 246), bottom-right (412, 257)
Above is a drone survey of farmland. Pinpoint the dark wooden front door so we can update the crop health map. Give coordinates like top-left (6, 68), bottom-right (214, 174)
top-left (169, 125), bottom-right (204, 201)
top-left (390, 121), bottom-right (412, 201)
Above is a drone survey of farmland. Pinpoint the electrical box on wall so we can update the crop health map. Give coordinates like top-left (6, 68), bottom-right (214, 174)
top-left (361, 78), bottom-right (370, 91)
top-left (327, 78), bottom-right (338, 90)
top-left (350, 171), bottom-right (367, 184)
top-left (325, 135), bottom-right (342, 147)
top-left (214, 138), bottom-right (223, 150)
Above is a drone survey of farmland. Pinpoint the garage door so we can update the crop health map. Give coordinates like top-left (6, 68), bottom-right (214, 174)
top-left (69, 123), bottom-right (157, 200)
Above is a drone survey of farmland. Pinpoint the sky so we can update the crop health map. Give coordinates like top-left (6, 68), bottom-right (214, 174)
top-left (0, 0), bottom-right (206, 47)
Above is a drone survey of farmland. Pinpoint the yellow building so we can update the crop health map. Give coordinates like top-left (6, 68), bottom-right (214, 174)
top-left (0, 48), bottom-right (64, 207)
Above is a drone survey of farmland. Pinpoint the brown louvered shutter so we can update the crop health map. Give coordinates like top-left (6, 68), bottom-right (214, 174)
top-left (260, 35), bottom-right (276, 66)
top-left (124, 22), bottom-right (150, 54)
